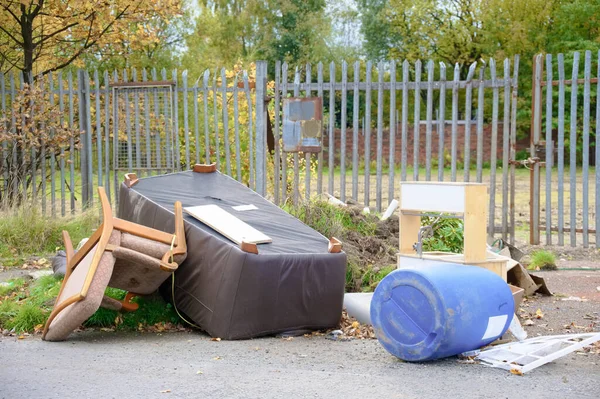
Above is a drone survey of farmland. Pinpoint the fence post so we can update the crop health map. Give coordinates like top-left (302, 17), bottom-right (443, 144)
top-left (255, 61), bottom-right (268, 197)
top-left (529, 55), bottom-right (543, 245)
top-left (78, 70), bottom-right (92, 209)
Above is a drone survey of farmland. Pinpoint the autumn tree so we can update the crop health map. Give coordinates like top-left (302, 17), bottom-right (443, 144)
top-left (0, 0), bottom-right (184, 82)
top-left (182, 0), bottom-right (331, 76)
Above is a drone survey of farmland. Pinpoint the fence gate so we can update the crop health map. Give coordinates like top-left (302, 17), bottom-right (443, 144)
top-left (111, 80), bottom-right (177, 202)
top-left (530, 51), bottom-right (599, 248)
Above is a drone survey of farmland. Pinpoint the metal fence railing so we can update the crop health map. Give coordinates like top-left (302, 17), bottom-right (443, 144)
top-left (1, 53), bottom-right (598, 248)
top-left (530, 51), bottom-right (599, 248)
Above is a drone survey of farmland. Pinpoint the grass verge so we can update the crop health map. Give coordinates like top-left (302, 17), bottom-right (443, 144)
top-left (0, 204), bottom-right (99, 267)
top-left (0, 275), bottom-right (182, 334)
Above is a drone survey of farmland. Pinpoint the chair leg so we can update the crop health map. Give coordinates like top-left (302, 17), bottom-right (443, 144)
top-left (120, 292), bottom-right (140, 312)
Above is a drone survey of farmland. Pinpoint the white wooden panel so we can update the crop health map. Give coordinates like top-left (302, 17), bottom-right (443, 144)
top-left (184, 205), bottom-right (272, 245)
top-left (401, 183), bottom-right (465, 212)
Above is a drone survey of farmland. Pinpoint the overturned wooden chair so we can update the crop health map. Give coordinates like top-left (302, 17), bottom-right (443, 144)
top-left (42, 187), bottom-right (187, 341)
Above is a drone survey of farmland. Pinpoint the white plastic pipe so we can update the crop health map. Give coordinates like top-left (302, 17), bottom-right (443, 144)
top-left (381, 199), bottom-right (399, 221)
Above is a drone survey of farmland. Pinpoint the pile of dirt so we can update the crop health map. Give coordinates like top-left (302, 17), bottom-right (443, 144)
top-left (340, 205), bottom-right (399, 270)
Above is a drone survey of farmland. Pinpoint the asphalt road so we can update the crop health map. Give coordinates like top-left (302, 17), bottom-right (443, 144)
top-left (1, 330), bottom-right (598, 399)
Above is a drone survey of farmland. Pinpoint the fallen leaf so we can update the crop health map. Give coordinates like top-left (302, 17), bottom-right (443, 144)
top-left (524, 319), bottom-right (535, 326)
top-left (211, 337), bottom-right (221, 342)
top-left (196, 370), bottom-right (203, 375)
top-left (213, 356), bottom-right (222, 360)
top-left (160, 389), bottom-right (171, 393)
top-left (535, 309), bottom-right (544, 319)
top-left (351, 321), bottom-right (360, 329)
top-left (18, 335), bottom-right (24, 340)
top-left (510, 368), bottom-right (523, 376)
top-left (283, 336), bottom-right (293, 341)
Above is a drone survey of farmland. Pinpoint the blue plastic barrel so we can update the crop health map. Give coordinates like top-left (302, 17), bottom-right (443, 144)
top-left (370, 263), bottom-right (514, 361)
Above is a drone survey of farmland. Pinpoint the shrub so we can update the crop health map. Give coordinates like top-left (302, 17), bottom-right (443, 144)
top-left (528, 250), bottom-right (557, 270)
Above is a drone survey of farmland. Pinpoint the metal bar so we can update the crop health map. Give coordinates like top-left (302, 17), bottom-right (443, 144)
top-left (123, 70), bottom-right (133, 172)
top-left (364, 61), bottom-right (372, 205)
top-left (596, 50), bottom-right (600, 248)
top-left (541, 77), bottom-right (598, 86)
top-left (557, 54), bottom-right (566, 245)
top-left (502, 59), bottom-right (511, 241)
top-left (281, 63), bottom-right (288, 201)
top-left (413, 60), bottom-right (422, 180)
top-left (538, 226), bottom-right (597, 234)
top-left (113, 70), bottom-right (119, 204)
top-left (28, 73), bottom-right (37, 205)
top-left (464, 62), bottom-right (477, 182)
top-left (582, 50), bottom-right (591, 248)
top-left (84, 71), bottom-right (93, 206)
top-left (212, 71), bottom-right (220, 171)
top-left (222, 68), bottom-right (231, 176)
top-left (94, 71), bottom-right (102, 194)
top-left (288, 79), bottom-right (512, 91)
top-left (133, 69), bottom-right (142, 175)
top-left (104, 71), bottom-right (111, 200)
top-left (305, 63), bottom-right (312, 201)
top-left (545, 55), bottom-right (553, 245)
top-left (151, 68), bottom-right (161, 174)
top-left (48, 73), bottom-right (56, 216)
top-left (425, 60), bottom-right (434, 181)
top-left (162, 69), bottom-right (172, 170)
top-left (341, 61), bottom-right (348, 203)
top-left (292, 67), bottom-right (300, 204)
top-left (39, 76), bottom-right (46, 214)
top-left (142, 69), bottom-right (151, 175)
top-left (256, 62), bottom-right (267, 196)
top-left (10, 74), bottom-right (18, 206)
top-left (0, 73), bottom-right (6, 196)
top-left (67, 71), bottom-right (75, 213)
top-left (388, 60), bottom-right (397, 203)
top-left (193, 79), bottom-right (200, 166)
top-left (476, 66), bottom-right (485, 183)
top-left (109, 80), bottom-right (175, 88)
top-left (489, 59), bottom-right (499, 239)
top-left (328, 62), bottom-right (335, 198)
top-left (234, 74), bottom-right (242, 183)
top-left (510, 56), bottom-right (520, 244)
top-left (438, 63), bottom-right (447, 181)
top-left (243, 71), bottom-right (254, 190)
top-left (317, 62), bottom-right (324, 196)
top-left (273, 63), bottom-right (280, 200)
top-left (352, 61), bottom-right (359, 200)
top-left (451, 63), bottom-right (460, 182)
top-left (172, 69), bottom-right (180, 171)
top-left (401, 60), bottom-right (409, 182)
top-left (376, 61), bottom-right (384, 211)
top-left (569, 52), bottom-right (580, 247)
top-left (202, 70), bottom-right (210, 164)
top-left (182, 70), bottom-right (190, 168)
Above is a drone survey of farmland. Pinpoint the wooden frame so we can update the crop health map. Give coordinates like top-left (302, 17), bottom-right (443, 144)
top-left (193, 163), bottom-right (217, 173)
top-left (43, 186), bottom-right (187, 339)
top-left (397, 182), bottom-right (507, 281)
top-left (124, 173), bottom-right (139, 188)
top-left (328, 237), bottom-right (343, 253)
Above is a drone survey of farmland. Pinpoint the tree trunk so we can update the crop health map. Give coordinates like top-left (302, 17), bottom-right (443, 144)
top-left (20, 4), bottom-right (35, 84)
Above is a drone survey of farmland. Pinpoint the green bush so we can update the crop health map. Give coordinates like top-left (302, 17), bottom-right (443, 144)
top-left (421, 216), bottom-right (464, 253)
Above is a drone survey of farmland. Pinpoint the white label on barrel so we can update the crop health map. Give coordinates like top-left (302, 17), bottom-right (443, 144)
top-left (482, 315), bottom-right (508, 340)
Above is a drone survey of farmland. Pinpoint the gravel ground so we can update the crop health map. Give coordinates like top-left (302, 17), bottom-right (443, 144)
top-left (1, 330), bottom-right (599, 399)
top-left (1, 266), bottom-right (599, 399)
